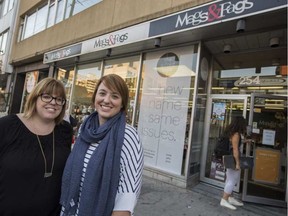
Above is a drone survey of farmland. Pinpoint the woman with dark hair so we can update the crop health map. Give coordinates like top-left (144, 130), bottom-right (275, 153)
top-left (0, 77), bottom-right (73, 215)
top-left (60, 74), bottom-right (144, 216)
top-left (220, 116), bottom-right (247, 210)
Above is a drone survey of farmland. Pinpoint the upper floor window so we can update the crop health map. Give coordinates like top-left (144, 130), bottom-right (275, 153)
top-left (0, 30), bottom-right (9, 55)
top-left (65, 0), bottom-right (101, 18)
top-left (21, 0), bottom-right (102, 40)
top-left (1, 0), bottom-right (14, 17)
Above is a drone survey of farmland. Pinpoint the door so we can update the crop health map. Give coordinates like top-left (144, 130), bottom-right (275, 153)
top-left (242, 93), bottom-right (287, 207)
top-left (200, 95), bottom-right (248, 191)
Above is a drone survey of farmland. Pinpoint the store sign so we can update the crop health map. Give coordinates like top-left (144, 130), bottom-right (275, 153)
top-left (149, 0), bottom-right (287, 37)
top-left (137, 47), bottom-right (193, 175)
top-left (234, 76), bottom-right (287, 87)
top-left (44, 43), bottom-right (82, 63)
top-left (81, 23), bottom-right (149, 54)
top-left (43, 0), bottom-right (286, 63)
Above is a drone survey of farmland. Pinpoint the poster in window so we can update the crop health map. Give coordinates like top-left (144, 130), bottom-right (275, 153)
top-left (253, 148), bottom-right (281, 185)
top-left (137, 46), bottom-right (195, 175)
top-left (20, 71), bottom-right (39, 112)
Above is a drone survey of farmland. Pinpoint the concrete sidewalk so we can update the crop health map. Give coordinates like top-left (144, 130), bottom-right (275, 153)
top-left (134, 176), bottom-right (287, 216)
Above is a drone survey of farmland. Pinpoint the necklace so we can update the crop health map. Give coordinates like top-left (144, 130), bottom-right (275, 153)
top-left (36, 130), bottom-right (55, 178)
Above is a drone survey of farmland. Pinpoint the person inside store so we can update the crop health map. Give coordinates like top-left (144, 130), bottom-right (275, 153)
top-left (220, 116), bottom-right (248, 210)
top-left (0, 77), bottom-right (73, 216)
top-left (60, 74), bottom-right (144, 216)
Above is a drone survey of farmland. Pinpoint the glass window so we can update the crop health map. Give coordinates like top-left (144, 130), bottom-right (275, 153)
top-left (136, 46), bottom-right (198, 176)
top-left (20, 71), bottom-right (39, 112)
top-left (0, 35), bottom-right (2, 54)
top-left (20, 0), bottom-right (102, 39)
top-left (56, 67), bottom-right (75, 103)
top-left (65, 0), bottom-right (102, 18)
top-left (1, 0), bottom-right (14, 16)
top-left (0, 31), bottom-right (8, 54)
top-left (34, 4), bottom-right (48, 34)
top-left (23, 12), bottom-right (36, 39)
top-left (47, 0), bottom-right (56, 28)
top-left (71, 62), bottom-right (102, 126)
top-left (55, 0), bottom-right (64, 24)
top-left (2, 0), bottom-right (9, 16)
top-left (103, 56), bottom-right (140, 125)
top-left (212, 65), bottom-right (287, 95)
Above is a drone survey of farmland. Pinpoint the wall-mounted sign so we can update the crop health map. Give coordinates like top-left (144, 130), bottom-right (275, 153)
top-left (43, 0), bottom-right (286, 63)
top-left (234, 76), bottom-right (287, 87)
top-left (81, 23), bottom-right (149, 54)
top-left (149, 0), bottom-right (287, 37)
top-left (44, 43), bottom-right (82, 64)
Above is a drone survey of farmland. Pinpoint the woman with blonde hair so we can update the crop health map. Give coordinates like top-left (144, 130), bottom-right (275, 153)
top-left (0, 77), bottom-right (73, 216)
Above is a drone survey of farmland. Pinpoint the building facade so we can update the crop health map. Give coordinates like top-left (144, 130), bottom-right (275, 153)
top-left (8, 0), bottom-right (287, 207)
top-left (0, 0), bottom-right (19, 116)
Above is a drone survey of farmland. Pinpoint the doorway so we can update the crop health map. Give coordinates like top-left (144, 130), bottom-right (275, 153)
top-left (242, 93), bottom-right (287, 207)
top-left (200, 95), bottom-right (248, 192)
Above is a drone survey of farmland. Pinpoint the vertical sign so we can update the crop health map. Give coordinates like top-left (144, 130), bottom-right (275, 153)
top-left (138, 46), bottom-right (194, 175)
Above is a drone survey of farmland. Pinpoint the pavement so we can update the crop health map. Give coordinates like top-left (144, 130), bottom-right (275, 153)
top-left (134, 176), bottom-right (287, 216)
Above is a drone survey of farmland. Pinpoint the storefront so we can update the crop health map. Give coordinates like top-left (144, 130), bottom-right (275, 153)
top-left (11, 0), bottom-right (287, 206)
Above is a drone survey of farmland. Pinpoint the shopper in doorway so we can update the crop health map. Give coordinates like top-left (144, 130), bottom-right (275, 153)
top-left (60, 74), bottom-right (144, 216)
top-left (0, 77), bottom-right (73, 216)
top-left (220, 116), bottom-right (247, 210)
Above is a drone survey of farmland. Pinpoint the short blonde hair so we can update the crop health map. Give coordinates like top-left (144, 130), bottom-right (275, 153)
top-left (23, 77), bottom-right (67, 124)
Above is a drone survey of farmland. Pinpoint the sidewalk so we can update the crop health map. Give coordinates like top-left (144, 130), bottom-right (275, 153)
top-left (134, 176), bottom-right (287, 216)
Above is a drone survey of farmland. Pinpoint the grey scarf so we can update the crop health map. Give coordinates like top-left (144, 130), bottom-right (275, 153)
top-left (60, 111), bottom-right (126, 216)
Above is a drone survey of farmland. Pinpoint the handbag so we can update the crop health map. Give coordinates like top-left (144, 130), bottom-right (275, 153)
top-left (222, 155), bottom-right (254, 169)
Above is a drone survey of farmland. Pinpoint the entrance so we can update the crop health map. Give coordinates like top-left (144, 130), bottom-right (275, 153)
top-left (242, 93), bottom-right (287, 207)
top-left (200, 95), bottom-right (248, 192)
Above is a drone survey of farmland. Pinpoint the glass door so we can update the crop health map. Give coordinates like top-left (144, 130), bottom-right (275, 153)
top-left (242, 93), bottom-right (287, 207)
top-left (200, 95), bottom-right (248, 191)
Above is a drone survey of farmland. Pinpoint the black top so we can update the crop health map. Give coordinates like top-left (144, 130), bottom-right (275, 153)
top-left (0, 114), bottom-right (72, 216)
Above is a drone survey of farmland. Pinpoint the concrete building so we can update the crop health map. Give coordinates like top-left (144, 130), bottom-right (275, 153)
top-left (8, 0), bottom-right (288, 207)
top-left (0, 0), bottom-right (19, 116)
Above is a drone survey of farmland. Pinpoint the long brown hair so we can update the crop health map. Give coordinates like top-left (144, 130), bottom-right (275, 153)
top-left (223, 116), bottom-right (247, 138)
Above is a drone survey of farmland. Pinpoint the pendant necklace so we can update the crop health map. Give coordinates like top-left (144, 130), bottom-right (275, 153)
top-left (36, 130), bottom-right (55, 178)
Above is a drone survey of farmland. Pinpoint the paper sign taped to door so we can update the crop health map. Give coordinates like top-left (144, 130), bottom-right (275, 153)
top-left (262, 129), bottom-right (275, 146)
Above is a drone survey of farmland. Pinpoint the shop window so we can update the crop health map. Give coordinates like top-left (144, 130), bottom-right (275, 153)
top-left (136, 45), bottom-right (198, 176)
top-left (20, 71), bottom-right (39, 112)
top-left (20, 70), bottom-right (48, 113)
top-left (71, 62), bottom-right (102, 127)
top-left (56, 67), bottom-right (75, 103)
top-left (103, 56), bottom-right (140, 125)
top-left (212, 64), bottom-right (287, 95)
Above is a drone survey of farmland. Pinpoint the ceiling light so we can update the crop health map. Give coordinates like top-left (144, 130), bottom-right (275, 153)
top-left (236, 19), bottom-right (245, 33)
top-left (223, 44), bottom-right (231, 53)
top-left (269, 37), bottom-right (279, 48)
top-left (154, 38), bottom-right (161, 48)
